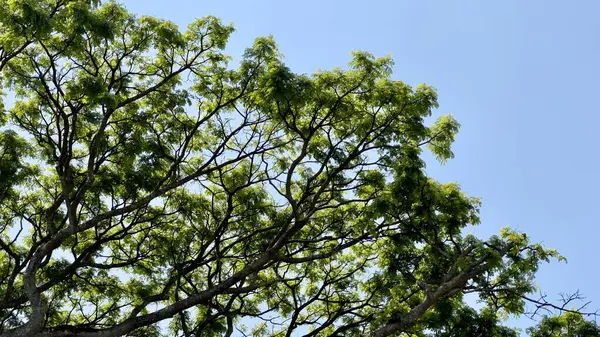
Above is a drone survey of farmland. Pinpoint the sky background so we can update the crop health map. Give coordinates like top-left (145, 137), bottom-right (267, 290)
top-left (119, 0), bottom-right (600, 334)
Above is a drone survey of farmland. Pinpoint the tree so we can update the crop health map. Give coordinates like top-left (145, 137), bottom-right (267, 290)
top-left (527, 313), bottom-right (600, 337)
top-left (0, 1), bottom-right (594, 336)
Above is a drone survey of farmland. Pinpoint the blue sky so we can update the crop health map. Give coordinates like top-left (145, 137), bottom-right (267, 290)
top-left (120, 0), bottom-right (600, 333)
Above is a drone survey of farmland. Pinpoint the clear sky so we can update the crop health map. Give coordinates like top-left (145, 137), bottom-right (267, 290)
top-left (119, 0), bottom-right (600, 334)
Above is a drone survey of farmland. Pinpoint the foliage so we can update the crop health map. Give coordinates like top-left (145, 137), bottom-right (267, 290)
top-left (0, 1), bottom-right (592, 336)
top-left (527, 313), bottom-right (600, 337)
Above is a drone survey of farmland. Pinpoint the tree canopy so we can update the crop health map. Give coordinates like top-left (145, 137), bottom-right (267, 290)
top-left (527, 313), bottom-right (600, 337)
top-left (0, 1), bottom-right (595, 336)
